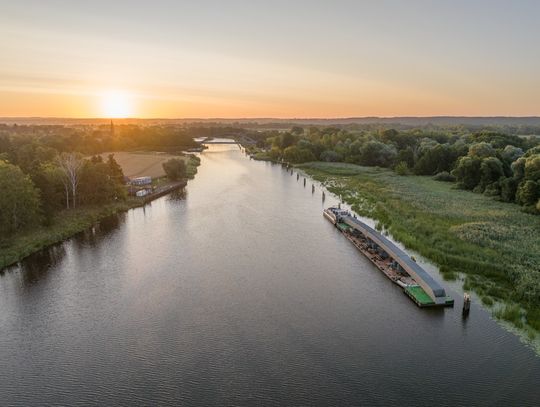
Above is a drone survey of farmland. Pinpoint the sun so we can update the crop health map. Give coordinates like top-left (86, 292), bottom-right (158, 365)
top-left (100, 90), bottom-right (133, 118)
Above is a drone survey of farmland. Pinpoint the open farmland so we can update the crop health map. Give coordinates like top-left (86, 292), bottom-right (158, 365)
top-left (101, 151), bottom-right (189, 178)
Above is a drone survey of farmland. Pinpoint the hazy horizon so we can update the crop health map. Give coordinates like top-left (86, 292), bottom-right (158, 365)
top-left (1, 1), bottom-right (540, 118)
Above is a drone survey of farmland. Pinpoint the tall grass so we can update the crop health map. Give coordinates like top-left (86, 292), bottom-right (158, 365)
top-left (300, 161), bottom-right (540, 341)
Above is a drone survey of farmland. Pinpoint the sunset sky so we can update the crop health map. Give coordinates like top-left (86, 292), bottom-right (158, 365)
top-left (1, 0), bottom-right (539, 118)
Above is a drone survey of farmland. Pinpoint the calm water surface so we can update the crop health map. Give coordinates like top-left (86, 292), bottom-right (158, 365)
top-left (1, 145), bottom-right (539, 406)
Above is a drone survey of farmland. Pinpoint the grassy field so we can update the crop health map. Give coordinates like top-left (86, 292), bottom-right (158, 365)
top-left (300, 161), bottom-right (540, 345)
top-left (101, 151), bottom-right (195, 178)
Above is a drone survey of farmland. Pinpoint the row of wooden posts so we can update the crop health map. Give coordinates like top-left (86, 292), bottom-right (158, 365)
top-left (287, 165), bottom-right (325, 201)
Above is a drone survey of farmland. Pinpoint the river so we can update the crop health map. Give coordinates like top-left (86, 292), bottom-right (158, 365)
top-left (1, 144), bottom-right (539, 406)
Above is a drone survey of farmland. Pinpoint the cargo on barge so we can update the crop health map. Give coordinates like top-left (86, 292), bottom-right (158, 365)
top-left (324, 206), bottom-right (453, 307)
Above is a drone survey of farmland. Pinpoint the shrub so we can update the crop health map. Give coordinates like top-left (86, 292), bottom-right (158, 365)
top-left (162, 158), bottom-right (186, 181)
top-left (394, 161), bottom-right (410, 176)
top-left (433, 171), bottom-right (456, 182)
top-left (320, 150), bottom-right (342, 162)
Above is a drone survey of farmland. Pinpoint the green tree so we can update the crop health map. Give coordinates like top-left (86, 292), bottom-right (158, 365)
top-left (524, 154), bottom-right (540, 181)
top-left (501, 145), bottom-right (523, 163)
top-left (452, 156), bottom-right (482, 190)
top-left (278, 133), bottom-right (296, 149)
top-left (516, 180), bottom-right (540, 207)
top-left (511, 157), bottom-right (526, 180)
top-left (468, 142), bottom-right (496, 158)
top-left (0, 161), bottom-right (42, 237)
top-left (107, 154), bottom-right (125, 183)
top-left (500, 177), bottom-right (518, 202)
top-left (479, 157), bottom-right (504, 192)
top-left (414, 143), bottom-right (456, 175)
top-left (360, 141), bottom-right (397, 167)
top-left (163, 158), bottom-right (187, 181)
top-left (32, 163), bottom-right (65, 221)
top-left (397, 146), bottom-right (416, 168)
top-left (79, 160), bottom-right (126, 205)
top-left (283, 146), bottom-right (315, 163)
top-left (320, 150), bottom-right (342, 162)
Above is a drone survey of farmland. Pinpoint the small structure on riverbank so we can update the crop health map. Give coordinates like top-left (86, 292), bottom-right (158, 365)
top-left (131, 176), bottom-right (152, 186)
top-left (463, 293), bottom-right (471, 315)
top-left (136, 189), bottom-right (152, 197)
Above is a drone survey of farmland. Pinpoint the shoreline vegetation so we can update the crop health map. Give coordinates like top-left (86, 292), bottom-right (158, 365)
top-left (297, 161), bottom-right (540, 350)
top-left (244, 124), bottom-right (539, 351)
top-left (1, 124), bottom-right (206, 271)
top-left (2, 121), bottom-right (539, 351)
top-left (0, 154), bottom-right (200, 271)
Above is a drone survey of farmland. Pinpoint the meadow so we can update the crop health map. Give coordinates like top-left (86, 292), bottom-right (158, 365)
top-left (100, 151), bottom-right (196, 178)
top-left (300, 162), bottom-right (540, 341)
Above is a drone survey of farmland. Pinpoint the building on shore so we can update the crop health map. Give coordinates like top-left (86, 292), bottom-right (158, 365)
top-left (131, 176), bottom-right (152, 186)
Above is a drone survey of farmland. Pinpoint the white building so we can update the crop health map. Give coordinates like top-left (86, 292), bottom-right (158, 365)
top-left (131, 176), bottom-right (152, 186)
top-left (135, 189), bottom-right (151, 197)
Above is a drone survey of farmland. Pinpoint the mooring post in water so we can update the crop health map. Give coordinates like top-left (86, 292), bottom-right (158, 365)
top-left (297, 173), bottom-right (299, 180)
top-left (312, 184), bottom-right (315, 193)
top-left (463, 292), bottom-right (471, 315)
top-left (322, 191), bottom-right (326, 201)
top-left (304, 178), bottom-right (306, 186)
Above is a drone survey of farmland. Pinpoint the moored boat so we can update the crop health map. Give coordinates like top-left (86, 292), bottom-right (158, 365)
top-left (323, 206), bottom-right (350, 224)
top-left (323, 206), bottom-right (453, 308)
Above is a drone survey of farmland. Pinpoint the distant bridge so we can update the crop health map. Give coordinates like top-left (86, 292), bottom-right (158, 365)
top-left (201, 135), bottom-right (256, 145)
top-left (202, 139), bottom-right (238, 144)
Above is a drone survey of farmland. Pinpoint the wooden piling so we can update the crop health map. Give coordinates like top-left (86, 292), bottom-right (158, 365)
top-left (462, 293), bottom-right (471, 315)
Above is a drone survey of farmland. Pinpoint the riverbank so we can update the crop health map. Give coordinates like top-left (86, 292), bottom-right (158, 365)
top-left (299, 161), bottom-right (540, 348)
top-left (0, 155), bottom-right (200, 271)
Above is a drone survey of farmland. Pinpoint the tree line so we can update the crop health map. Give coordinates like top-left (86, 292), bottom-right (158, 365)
top-left (0, 123), bottom-right (199, 156)
top-left (257, 127), bottom-right (540, 214)
top-left (0, 124), bottom-right (201, 240)
top-left (0, 152), bottom-right (126, 237)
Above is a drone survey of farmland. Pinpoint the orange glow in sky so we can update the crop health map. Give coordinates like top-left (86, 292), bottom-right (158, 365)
top-left (1, 1), bottom-right (539, 118)
top-left (100, 91), bottom-right (134, 118)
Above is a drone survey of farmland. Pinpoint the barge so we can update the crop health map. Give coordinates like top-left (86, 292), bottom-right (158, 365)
top-left (324, 206), bottom-right (453, 307)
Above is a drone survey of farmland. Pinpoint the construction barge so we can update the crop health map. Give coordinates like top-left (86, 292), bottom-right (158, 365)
top-left (324, 206), bottom-right (453, 308)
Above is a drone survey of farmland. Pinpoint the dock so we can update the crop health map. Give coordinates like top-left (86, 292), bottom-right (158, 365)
top-left (142, 180), bottom-right (187, 203)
